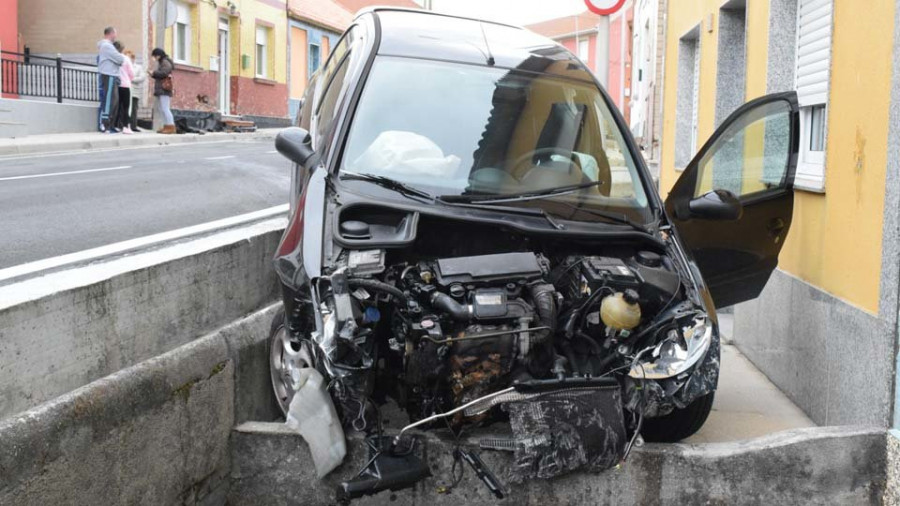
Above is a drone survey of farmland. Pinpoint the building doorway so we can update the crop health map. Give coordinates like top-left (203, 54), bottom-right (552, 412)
top-left (218, 19), bottom-right (230, 115)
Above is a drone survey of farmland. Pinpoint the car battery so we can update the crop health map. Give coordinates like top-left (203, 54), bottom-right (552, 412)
top-left (580, 257), bottom-right (640, 293)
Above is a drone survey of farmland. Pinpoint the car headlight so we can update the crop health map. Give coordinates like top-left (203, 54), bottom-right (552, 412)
top-left (628, 316), bottom-right (713, 380)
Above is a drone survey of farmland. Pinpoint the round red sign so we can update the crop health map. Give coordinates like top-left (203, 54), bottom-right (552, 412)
top-left (584, 0), bottom-right (627, 16)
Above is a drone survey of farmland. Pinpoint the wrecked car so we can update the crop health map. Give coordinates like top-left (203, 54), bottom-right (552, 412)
top-left (269, 7), bottom-right (799, 500)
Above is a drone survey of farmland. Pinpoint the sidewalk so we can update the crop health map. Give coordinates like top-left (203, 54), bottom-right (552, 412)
top-left (685, 312), bottom-right (815, 443)
top-left (0, 128), bottom-right (281, 157)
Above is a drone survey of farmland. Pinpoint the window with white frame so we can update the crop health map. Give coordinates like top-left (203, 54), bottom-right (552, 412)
top-left (256, 26), bottom-right (269, 78)
top-left (578, 38), bottom-right (589, 61)
top-left (174, 2), bottom-right (192, 64)
top-left (794, 0), bottom-right (832, 192)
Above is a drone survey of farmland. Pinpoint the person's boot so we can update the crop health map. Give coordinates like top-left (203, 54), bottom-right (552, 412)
top-left (158, 124), bottom-right (176, 134)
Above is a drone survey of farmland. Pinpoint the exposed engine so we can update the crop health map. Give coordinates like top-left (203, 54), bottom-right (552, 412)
top-left (302, 240), bottom-right (716, 498)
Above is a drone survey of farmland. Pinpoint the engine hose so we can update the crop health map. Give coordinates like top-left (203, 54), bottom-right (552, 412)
top-left (429, 291), bottom-right (471, 321)
top-left (557, 339), bottom-right (582, 375)
top-left (574, 331), bottom-right (603, 356)
top-left (529, 283), bottom-right (557, 345)
top-left (347, 278), bottom-right (410, 306)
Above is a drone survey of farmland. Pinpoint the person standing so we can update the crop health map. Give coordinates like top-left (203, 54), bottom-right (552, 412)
top-left (113, 41), bottom-right (134, 134)
top-left (128, 50), bottom-right (147, 132)
top-left (97, 26), bottom-right (124, 133)
top-left (150, 48), bottom-right (176, 134)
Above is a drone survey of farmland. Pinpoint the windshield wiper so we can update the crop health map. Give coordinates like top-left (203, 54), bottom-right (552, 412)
top-left (439, 200), bottom-right (567, 230)
top-left (439, 180), bottom-right (605, 204)
top-left (548, 200), bottom-right (650, 234)
top-left (339, 172), bottom-right (434, 202)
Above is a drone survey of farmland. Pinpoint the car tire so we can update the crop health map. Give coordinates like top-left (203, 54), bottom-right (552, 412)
top-left (639, 392), bottom-right (715, 442)
top-left (267, 307), bottom-right (315, 416)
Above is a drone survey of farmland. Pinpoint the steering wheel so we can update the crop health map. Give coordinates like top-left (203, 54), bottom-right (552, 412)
top-left (510, 147), bottom-right (585, 187)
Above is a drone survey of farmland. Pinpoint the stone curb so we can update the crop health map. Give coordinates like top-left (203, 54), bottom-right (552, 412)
top-left (0, 128), bottom-right (280, 157)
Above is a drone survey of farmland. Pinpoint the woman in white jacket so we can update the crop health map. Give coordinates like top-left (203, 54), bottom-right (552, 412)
top-left (126, 50), bottom-right (148, 133)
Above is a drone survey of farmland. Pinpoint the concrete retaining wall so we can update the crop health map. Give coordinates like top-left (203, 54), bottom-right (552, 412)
top-left (0, 220), bottom-right (283, 420)
top-left (0, 303), bottom-right (281, 505)
top-left (231, 423), bottom-right (886, 505)
top-left (0, 97), bottom-right (98, 137)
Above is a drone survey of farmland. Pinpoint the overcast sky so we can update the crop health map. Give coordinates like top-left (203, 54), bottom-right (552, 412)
top-left (425, 0), bottom-right (589, 26)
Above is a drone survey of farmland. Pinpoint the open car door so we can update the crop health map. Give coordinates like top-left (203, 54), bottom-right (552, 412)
top-left (665, 92), bottom-right (799, 308)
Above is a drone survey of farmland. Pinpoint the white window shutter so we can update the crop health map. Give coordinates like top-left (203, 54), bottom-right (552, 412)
top-left (795, 0), bottom-right (832, 106)
top-left (256, 27), bottom-right (268, 46)
top-left (176, 3), bottom-right (190, 24)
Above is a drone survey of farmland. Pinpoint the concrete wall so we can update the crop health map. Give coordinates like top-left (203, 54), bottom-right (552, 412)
top-left (0, 98), bottom-right (98, 137)
top-left (231, 422), bottom-right (886, 505)
top-left (0, 220), bottom-right (282, 420)
top-left (0, 303), bottom-right (281, 505)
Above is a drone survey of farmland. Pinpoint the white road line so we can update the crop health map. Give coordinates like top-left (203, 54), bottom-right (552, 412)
top-left (205, 155), bottom-right (236, 160)
top-left (0, 165), bottom-right (133, 182)
top-left (0, 204), bottom-right (289, 284)
top-left (266, 150), bottom-right (278, 154)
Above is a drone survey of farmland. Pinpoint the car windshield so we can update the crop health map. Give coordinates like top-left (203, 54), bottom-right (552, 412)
top-left (339, 57), bottom-right (652, 224)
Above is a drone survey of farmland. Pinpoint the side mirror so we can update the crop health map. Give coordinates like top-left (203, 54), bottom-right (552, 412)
top-left (276, 127), bottom-right (315, 168)
top-left (687, 189), bottom-right (743, 220)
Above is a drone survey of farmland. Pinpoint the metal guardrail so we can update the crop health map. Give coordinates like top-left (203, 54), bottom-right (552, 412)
top-left (1, 50), bottom-right (99, 103)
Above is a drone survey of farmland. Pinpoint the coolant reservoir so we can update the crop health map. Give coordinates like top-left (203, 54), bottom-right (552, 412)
top-left (600, 290), bottom-right (642, 331)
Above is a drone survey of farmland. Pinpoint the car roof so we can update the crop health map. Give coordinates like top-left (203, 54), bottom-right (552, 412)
top-left (358, 8), bottom-right (595, 82)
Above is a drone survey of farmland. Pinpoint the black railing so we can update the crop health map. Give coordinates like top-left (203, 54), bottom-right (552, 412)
top-left (1, 50), bottom-right (99, 103)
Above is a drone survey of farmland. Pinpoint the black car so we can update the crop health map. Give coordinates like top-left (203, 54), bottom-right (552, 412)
top-left (270, 7), bottom-right (798, 499)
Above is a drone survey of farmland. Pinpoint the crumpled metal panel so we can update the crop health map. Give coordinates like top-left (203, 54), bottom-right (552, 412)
top-left (624, 333), bottom-right (721, 417)
top-left (505, 388), bottom-right (626, 482)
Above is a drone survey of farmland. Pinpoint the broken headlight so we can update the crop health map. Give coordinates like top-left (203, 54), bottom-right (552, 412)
top-left (628, 316), bottom-right (713, 380)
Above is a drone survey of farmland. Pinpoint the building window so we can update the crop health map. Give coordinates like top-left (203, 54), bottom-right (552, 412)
top-left (309, 43), bottom-right (321, 77)
top-left (173, 2), bottom-right (192, 64)
top-left (794, 0), bottom-right (832, 192)
top-left (578, 38), bottom-right (589, 61)
top-left (674, 25), bottom-right (700, 169)
top-left (255, 26), bottom-right (269, 77)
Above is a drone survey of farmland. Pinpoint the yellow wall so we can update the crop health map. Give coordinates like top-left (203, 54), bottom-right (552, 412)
top-left (155, 0), bottom-right (287, 84)
top-left (660, 0), bottom-right (895, 314)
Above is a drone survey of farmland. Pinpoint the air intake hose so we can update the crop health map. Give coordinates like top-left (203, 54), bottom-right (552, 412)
top-left (430, 292), bottom-right (471, 321)
top-left (529, 283), bottom-right (557, 345)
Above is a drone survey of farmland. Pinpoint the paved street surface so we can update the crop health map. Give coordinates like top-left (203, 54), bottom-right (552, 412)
top-left (0, 138), bottom-right (290, 269)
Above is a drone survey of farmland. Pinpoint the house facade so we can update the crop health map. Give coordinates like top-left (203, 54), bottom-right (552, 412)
top-left (658, 0), bottom-right (900, 437)
top-left (153, 0), bottom-right (290, 126)
top-left (525, 6), bottom-right (634, 122)
top-left (628, 0), bottom-right (666, 171)
top-left (14, 0), bottom-right (291, 127)
top-left (286, 0), bottom-right (349, 121)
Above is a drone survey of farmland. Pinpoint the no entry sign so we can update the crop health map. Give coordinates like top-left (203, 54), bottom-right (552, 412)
top-left (584, 0), bottom-right (626, 16)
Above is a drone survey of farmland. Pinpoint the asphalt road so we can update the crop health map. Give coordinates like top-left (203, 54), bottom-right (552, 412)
top-left (0, 138), bottom-right (290, 269)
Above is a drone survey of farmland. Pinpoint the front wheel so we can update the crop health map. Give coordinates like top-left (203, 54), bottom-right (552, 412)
top-left (640, 392), bottom-right (715, 442)
top-left (268, 308), bottom-right (315, 415)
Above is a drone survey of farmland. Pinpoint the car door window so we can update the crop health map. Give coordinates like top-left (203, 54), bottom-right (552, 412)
top-left (693, 100), bottom-right (794, 199)
top-left (310, 26), bottom-right (356, 149)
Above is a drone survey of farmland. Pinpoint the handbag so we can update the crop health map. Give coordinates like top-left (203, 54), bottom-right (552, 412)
top-left (161, 75), bottom-right (174, 93)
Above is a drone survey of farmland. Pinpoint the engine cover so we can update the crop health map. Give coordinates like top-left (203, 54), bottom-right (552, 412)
top-left (434, 252), bottom-right (543, 286)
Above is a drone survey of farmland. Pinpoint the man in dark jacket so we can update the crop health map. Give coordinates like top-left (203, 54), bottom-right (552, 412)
top-left (97, 26), bottom-right (125, 133)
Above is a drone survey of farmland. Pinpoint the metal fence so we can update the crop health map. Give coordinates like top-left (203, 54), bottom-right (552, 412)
top-left (1, 50), bottom-right (99, 103)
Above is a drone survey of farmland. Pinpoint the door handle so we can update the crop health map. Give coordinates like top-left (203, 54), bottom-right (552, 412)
top-left (767, 218), bottom-right (785, 240)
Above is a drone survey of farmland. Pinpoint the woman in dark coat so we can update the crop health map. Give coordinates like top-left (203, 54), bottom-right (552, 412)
top-left (150, 48), bottom-right (175, 134)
